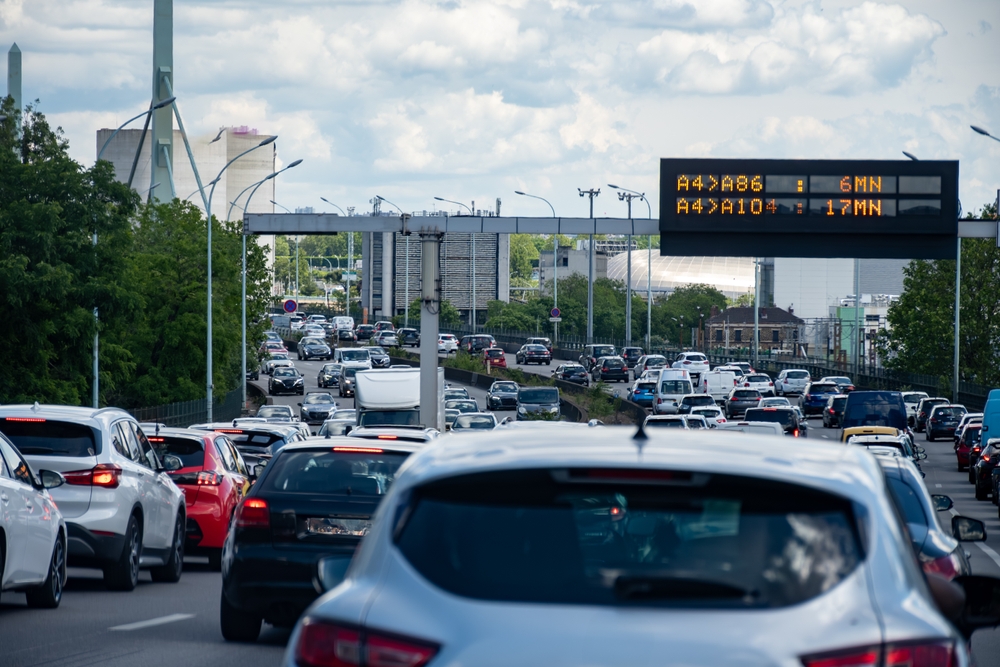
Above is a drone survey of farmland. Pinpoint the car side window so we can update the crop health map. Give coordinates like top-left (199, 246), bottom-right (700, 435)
top-left (0, 439), bottom-right (33, 487)
top-left (214, 437), bottom-right (237, 472)
top-left (111, 424), bottom-right (130, 459)
top-left (130, 422), bottom-right (160, 470)
top-left (222, 438), bottom-right (249, 476)
top-left (116, 422), bottom-right (142, 462)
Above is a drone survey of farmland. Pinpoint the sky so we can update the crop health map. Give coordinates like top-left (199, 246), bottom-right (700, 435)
top-left (1, 0), bottom-right (998, 218)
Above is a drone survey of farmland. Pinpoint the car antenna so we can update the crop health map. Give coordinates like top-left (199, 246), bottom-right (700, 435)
top-left (632, 420), bottom-right (648, 455)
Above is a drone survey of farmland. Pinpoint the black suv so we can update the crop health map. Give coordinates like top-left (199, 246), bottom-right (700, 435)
top-left (822, 394), bottom-right (849, 428)
top-left (580, 344), bottom-right (616, 371)
top-left (621, 347), bottom-right (645, 369)
top-left (354, 324), bottom-right (375, 341)
top-left (915, 397), bottom-right (948, 432)
top-left (744, 407), bottom-right (804, 437)
top-left (591, 356), bottom-right (628, 383)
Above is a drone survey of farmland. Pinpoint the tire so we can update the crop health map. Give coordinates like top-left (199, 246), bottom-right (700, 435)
top-left (104, 515), bottom-right (141, 591)
top-left (969, 467), bottom-right (976, 484)
top-left (958, 461), bottom-right (964, 472)
top-left (208, 549), bottom-right (223, 571)
top-left (220, 591), bottom-right (262, 642)
top-left (151, 514), bottom-right (184, 583)
top-left (976, 478), bottom-right (988, 501)
top-left (927, 432), bottom-right (934, 442)
top-left (25, 538), bottom-right (64, 609)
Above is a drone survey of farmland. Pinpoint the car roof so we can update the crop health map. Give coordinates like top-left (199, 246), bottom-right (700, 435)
top-left (348, 427), bottom-right (438, 442)
top-left (286, 435), bottom-right (425, 454)
top-left (0, 403), bottom-right (134, 429)
top-left (190, 422), bottom-right (301, 435)
top-left (394, 427), bottom-right (884, 502)
top-left (143, 426), bottom-right (213, 441)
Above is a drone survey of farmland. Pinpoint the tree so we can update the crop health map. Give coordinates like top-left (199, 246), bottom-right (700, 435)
top-left (0, 99), bottom-right (140, 404)
top-left (396, 298), bottom-right (462, 329)
top-left (877, 202), bottom-right (1000, 388)
top-left (508, 234), bottom-right (538, 282)
top-left (651, 284), bottom-right (728, 347)
top-left (729, 292), bottom-right (755, 307)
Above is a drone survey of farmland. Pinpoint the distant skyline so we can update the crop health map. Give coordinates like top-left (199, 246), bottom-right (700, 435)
top-left (2, 0), bottom-right (997, 217)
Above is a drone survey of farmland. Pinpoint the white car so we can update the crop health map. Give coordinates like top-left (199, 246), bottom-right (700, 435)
top-left (775, 369), bottom-right (810, 396)
top-left (715, 420), bottom-right (785, 436)
top-left (740, 373), bottom-right (775, 397)
top-left (672, 352), bottom-right (709, 381)
top-left (438, 334), bottom-right (459, 354)
top-left (760, 397), bottom-right (792, 409)
top-left (902, 391), bottom-right (931, 426)
top-left (0, 433), bottom-right (68, 608)
top-left (283, 428), bottom-right (997, 667)
top-left (0, 405), bottom-right (186, 592)
top-left (690, 405), bottom-right (727, 427)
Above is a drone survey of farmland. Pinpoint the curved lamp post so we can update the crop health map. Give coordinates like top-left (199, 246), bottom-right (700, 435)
top-left (434, 197), bottom-right (476, 329)
top-left (271, 200), bottom-right (299, 303)
top-left (608, 184), bottom-right (652, 349)
top-left (89, 95), bottom-right (174, 408)
top-left (514, 190), bottom-right (558, 342)
top-left (238, 160), bottom-right (302, 409)
top-left (377, 196), bottom-right (409, 326)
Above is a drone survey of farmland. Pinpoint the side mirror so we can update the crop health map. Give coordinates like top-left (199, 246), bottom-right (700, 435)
top-left (915, 445), bottom-right (925, 453)
top-left (297, 402), bottom-right (303, 406)
top-left (253, 464), bottom-right (267, 478)
top-left (953, 515), bottom-right (986, 542)
top-left (916, 452), bottom-right (928, 460)
top-left (38, 469), bottom-right (65, 490)
top-left (931, 494), bottom-right (953, 511)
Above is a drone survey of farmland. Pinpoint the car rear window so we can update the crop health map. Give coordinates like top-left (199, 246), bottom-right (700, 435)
top-left (809, 384), bottom-right (839, 394)
top-left (832, 397), bottom-right (848, 410)
top-left (593, 346), bottom-right (615, 357)
top-left (261, 449), bottom-right (409, 496)
top-left (733, 390), bottom-right (760, 398)
top-left (636, 383), bottom-right (656, 392)
top-left (0, 419), bottom-right (100, 457)
top-left (744, 409), bottom-right (796, 428)
top-left (603, 359), bottom-right (624, 368)
top-left (786, 371), bottom-right (809, 379)
top-left (842, 392), bottom-right (907, 431)
top-left (686, 354), bottom-right (707, 362)
top-left (684, 396), bottom-right (715, 406)
top-left (396, 469), bottom-right (863, 608)
top-left (646, 419), bottom-right (687, 428)
top-left (660, 380), bottom-right (693, 394)
top-left (746, 375), bottom-right (770, 383)
top-left (519, 388), bottom-right (560, 404)
top-left (214, 430), bottom-right (287, 450)
top-left (149, 436), bottom-right (205, 469)
top-left (933, 408), bottom-right (966, 419)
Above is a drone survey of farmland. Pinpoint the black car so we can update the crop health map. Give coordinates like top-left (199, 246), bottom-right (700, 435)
top-left (397, 328), bottom-right (420, 347)
top-left (220, 440), bottom-right (420, 641)
top-left (915, 397), bottom-right (949, 432)
top-left (339, 368), bottom-right (359, 398)
top-left (822, 394), bottom-right (849, 428)
top-left (269, 367), bottom-right (304, 395)
top-left (676, 394), bottom-right (717, 414)
top-left (591, 356), bottom-right (628, 382)
top-left (621, 347), bottom-right (645, 369)
top-left (297, 337), bottom-right (331, 361)
top-left (554, 363), bottom-right (589, 385)
top-left (317, 363), bottom-right (342, 388)
top-left (354, 324), bottom-right (375, 340)
top-left (336, 328), bottom-right (356, 342)
top-left (972, 438), bottom-right (1000, 501)
top-left (515, 344), bottom-right (552, 365)
top-left (580, 344), bottom-right (616, 371)
top-left (744, 407), bottom-right (804, 437)
top-left (367, 346), bottom-right (390, 368)
top-left (486, 381), bottom-right (519, 411)
top-left (926, 404), bottom-right (967, 442)
top-left (298, 392), bottom-right (339, 425)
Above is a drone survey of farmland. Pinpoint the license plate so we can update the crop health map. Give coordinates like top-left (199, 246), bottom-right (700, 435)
top-left (305, 517), bottom-right (370, 537)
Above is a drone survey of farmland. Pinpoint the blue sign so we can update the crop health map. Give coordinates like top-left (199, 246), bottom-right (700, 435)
top-left (283, 299), bottom-right (297, 313)
top-left (550, 307), bottom-right (560, 318)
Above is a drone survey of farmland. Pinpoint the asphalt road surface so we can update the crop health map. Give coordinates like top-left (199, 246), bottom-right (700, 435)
top-left (3, 359), bottom-right (998, 667)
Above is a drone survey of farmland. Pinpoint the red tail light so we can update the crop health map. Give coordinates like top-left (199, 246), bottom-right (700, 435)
top-left (802, 641), bottom-right (954, 667)
top-left (295, 619), bottom-right (438, 667)
top-left (683, 360), bottom-right (691, 365)
top-left (717, 418), bottom-right (726, 423)
top-left (236, 498), bottom-right (270, 529)
top-left (793, 429), bottom-right (800, 437)
top-left (64, 464), bottom-right (122, 489)
top-left (197, 471), bottom-right (222, 485)
top-left (983, 455), bottom-right (991, 462)
top-left (922, 552), bottom-right (961, 580)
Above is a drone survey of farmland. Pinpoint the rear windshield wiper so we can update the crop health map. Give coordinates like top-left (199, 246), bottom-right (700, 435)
top-left (16, 446), bottom-right (59, 454)
top-left (613, 575), bottom-right (759, 602)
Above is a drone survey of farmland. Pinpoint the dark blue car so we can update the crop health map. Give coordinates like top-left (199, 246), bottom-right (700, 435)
top-left (799, 382), bottom-right (840, 415)
top-left (631, 380), bottom-right (656, 408)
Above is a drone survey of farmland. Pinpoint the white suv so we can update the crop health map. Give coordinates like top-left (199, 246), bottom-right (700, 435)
top-left (775, 369), bottom-right (810, 396)
top-left (672, 352), bottom-right (709, 382)
top-left (0, 405), bottom-right (186, 591)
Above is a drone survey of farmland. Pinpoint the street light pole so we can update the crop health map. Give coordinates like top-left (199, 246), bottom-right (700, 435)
top-left (578, 188), bottom-right (600, 343)
top-left (377, 196), bottom-right (409, 325)
top-left (320, 198), bottom-right (351, 316)
top-left (434, 197), bottom-right (476, 328)
top-left (514, 191), bottom-right (558, 342)
top-left (271, 200), bottom-right (300, 303)
top-left (608, 185), bottom-right (651, 349)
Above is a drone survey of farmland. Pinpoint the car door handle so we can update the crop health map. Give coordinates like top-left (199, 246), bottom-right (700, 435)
top-left (0, 493), bottom-right (7, 504)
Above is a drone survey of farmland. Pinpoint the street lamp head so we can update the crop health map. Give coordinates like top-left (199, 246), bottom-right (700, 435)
top-left (258, 135), bottom-right (278, 147)
top-left (902, 151), bottom-right (919, 161)
top-left (607, 184), bottom-right (619, 189)
top-left (210, 128), bottom-right (225, 144)
top-left (514, 191), bottom-right (525, 196)
top-left (971, 125), bottom-right (990, 137)
top-left (287, 159), bottom-right (303, 169)
top-left (152, 96), bottom-right (176, 110)
top-left (433, 196), bottom-right (445, 202)
top-left (376, 195), bottom-right (386, 202)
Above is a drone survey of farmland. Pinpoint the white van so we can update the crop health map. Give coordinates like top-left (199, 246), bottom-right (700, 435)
top-left (715, 421), bottom-right (785, 436)
top-left (333, 316), bottom-right (355, 331)
top-left (653, 369), bottom-right (694, 415)
top-left (701, 370), bottom-right (737, 402)
top-left (334, 347), bottom-right (372, 370)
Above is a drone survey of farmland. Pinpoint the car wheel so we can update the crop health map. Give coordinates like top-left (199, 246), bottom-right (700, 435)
top-left (220, 591), bottom-right (262, 642)
top-left (104, 515), bottom-right (141, 591)
top-left (976, 478), bottom-right (989, 501)
top-left (150, 514), bottom-right (184, 583)
top-left (927, 432), bottom-right (934, 442)
top-left (25, 537), bottom-right (64, 609)
top-left (958, 460), bottom-right (965, 472)
top-left (969, 467), bottom-right (976, 484)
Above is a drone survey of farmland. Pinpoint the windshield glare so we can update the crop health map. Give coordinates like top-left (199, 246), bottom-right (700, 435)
top-left (304, 394), bottom-right (335, 405)
top-left (519, 388), bottom-right (560, 404)
top-left (341, 350), bottom-right (370, 361)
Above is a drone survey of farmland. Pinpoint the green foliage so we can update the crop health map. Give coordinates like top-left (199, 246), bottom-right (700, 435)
top-left (0, 99), bottom-right (140, 404)
top-left (729, 292), bottom-right (755, 307)
top-left (394, 298), bottom-right (462, 329)
top-left (651, 284), bottom-right (728, 347)
top-left (509, 234), bottom-right (538, 282)
top-left (877, 201), bottom-right (1000, 387)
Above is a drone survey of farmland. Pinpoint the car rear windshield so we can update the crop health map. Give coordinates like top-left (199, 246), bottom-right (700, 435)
top-left (636, 383), bottom-right (656, 392)
top-left (809, 384), bottom-right (839, 394)
top-left (593, 346), bottom-right (615, 357)
top-left (340, 350), bottom-right (369, 361)
top-left (486, 349), bottom-right (504, 357)
top-left (832, 397), bottom-right (848, 410)
top-left (660, 380), bottom-right (693, 394)
top-left (358, 410), bottom-right (421, 427)
top-left (786, 371), bottom-right (809, 379)
top-left (395, 468), bottom-right (863, 608)
top-left (733, 390), bottom-right (760, 398)
top-left (149, 436), bottom-right (205, 469)
top-left (261, 449), bottom-right (409, 496)
top-left (0, 419), bottom-right (100, 457)
top-left (902, 393), bottom-right (928, 405)
top-left (744, 409), bottom-right (796, 428)
top-left (215, 430), bottom-right (287, 450)
top-left (645, 357), bottom-right (666, 366)
top-left (841, 392), bottom-right (907, 431)
top-left (646, 419), bottom-right (686, 428)
top-left (933, 407), bottom-right (966, 419)
top-left (603, 359), bottom-right (625, 368)
top-left (685, 354), bottom-right (707, 362)
top-left (692, 408), bottom-right (720, 417)
top-left (519, 388), bottom-right (560, 405)
top-left (684, 396), bottom-right (715, 406)
top-left (746, 375), bottom-right (770, 383)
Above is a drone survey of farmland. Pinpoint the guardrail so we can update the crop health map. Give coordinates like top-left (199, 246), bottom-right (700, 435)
top-left (129, 388), bottom-right (243, 427)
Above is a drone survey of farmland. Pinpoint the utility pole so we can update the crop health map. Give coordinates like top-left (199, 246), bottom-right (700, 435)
top-left (579, 188), bottom-right (600, 343)
top-left (616, 191), bottom-right (642, 345)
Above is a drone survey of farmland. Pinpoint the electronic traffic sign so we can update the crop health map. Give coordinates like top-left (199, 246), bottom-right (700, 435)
top-left (659, 158), bottom-right (959, 259)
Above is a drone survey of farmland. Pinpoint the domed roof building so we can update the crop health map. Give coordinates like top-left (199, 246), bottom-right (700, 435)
top-left (606, 253), bottom-right (755, 300)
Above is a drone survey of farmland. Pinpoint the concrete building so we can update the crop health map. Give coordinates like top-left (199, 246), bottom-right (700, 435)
top-left (771, 258), bottom-right (906, 320)
top-left (361, 227), bottom-right (510, 325)
top-left (705, 306), bottom-right (805, 353)
top-left (538, 246), bottom-right (607, 292)
top-left (96, 125), bottom-right (279, 288)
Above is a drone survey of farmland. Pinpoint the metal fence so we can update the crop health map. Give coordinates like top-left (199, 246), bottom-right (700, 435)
top-left (128, 388), bottom-right (244, 427)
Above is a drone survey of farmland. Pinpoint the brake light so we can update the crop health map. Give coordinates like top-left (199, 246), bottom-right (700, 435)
top-left (295, 619), bottom-right (438, 667)
top-left (802, 641), bottom-right (954, 667)
top-left (922, 552), bottom-right (961, 580)
top-left (768, 382), bottom-right (774, 386)
top-left (236, 498), bottom-right (270, 528)
top-left (717, 418), bottom-right (726, 423)
top-left (744, 382), bottom-right (750, 386)
top-left (215, 429), bottom-right (245, 434)
top-left (793, 429), bottom-right (799, 437)
top-left (683, 360), bottom-right (691, 364)
top-left (64, 464), bottom-right (122, 489)
top-left (334, 446), bottom-right (384, 453)
top-left (984, 455), bottom-right (991, 462)
top-left (4, 417), bottom-right (46, 422)
top-left (147, 436), bottom-right (165, 442)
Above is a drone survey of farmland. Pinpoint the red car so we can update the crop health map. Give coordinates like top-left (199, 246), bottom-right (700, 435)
top-left (484, 347), bottom-right (507, 369)
top-left (145, 427), bottom-right (250, 569)
top-left (954, 423), bottom-right (982, 472)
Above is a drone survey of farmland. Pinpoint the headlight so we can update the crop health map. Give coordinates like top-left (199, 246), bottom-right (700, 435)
top-left (295, 379), bottom-right (304, 384)
top-left (518, 406), bottom-right (527, 414)
top-left (548, 407), bottom-right (559, 413)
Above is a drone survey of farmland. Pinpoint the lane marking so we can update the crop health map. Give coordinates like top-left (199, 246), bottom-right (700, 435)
top-left (109, 613), bottom-right (195, 631)
top-left (935, 483), bottom-right (942, 488)
top-left (975, 542), bottom-right (1000, 570)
